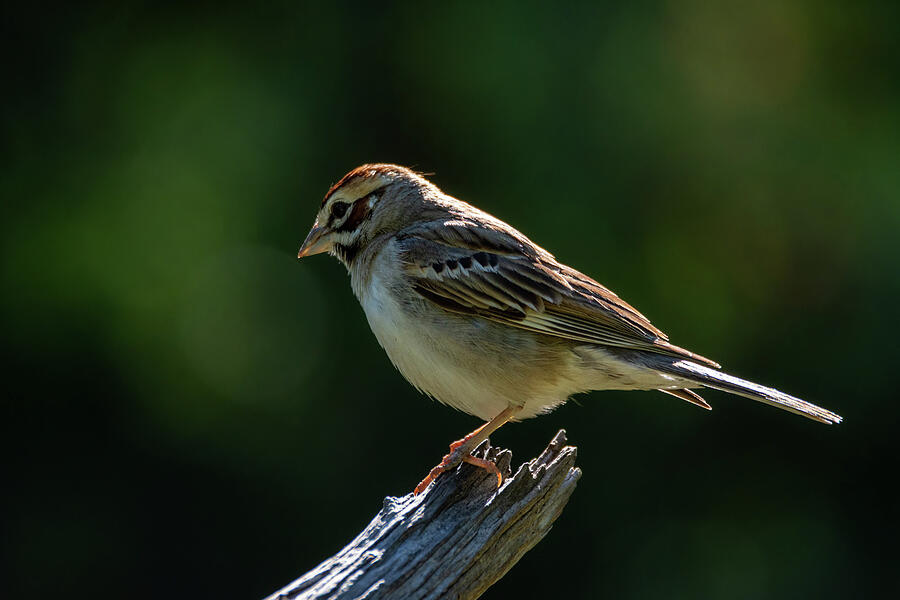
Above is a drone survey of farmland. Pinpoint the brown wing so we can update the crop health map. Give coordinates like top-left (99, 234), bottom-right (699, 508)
top-left (396, 219), bottom-right (720, 368)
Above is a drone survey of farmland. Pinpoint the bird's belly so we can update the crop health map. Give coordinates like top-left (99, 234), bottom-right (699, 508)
top-left (357, 274), bottom-right (577, 421)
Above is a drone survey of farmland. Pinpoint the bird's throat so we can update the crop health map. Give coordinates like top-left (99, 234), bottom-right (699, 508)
top-left (333, 242), bottom-right (361, 266)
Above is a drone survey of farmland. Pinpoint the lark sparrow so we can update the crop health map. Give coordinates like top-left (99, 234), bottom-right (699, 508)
top-left (298, 164), bottom-right (842, 494)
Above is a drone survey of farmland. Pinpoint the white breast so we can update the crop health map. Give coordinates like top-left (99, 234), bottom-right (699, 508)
top-left (351, 246), bottom-right (515, 420)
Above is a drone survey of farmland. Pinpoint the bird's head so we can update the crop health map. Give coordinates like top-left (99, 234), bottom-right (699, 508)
top-left (298, 164), bottom-right (438, 266)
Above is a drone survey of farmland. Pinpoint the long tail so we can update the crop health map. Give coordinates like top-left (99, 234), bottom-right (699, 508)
top-left (653, 359), bottom-right (843, 425)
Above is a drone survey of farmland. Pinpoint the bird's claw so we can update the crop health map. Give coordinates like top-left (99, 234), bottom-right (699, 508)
top-left (413, 446), bottom-right (502, 495)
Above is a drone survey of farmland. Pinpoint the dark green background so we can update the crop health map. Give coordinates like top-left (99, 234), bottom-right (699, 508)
top-left (2, 2), bottom-right (897, 598)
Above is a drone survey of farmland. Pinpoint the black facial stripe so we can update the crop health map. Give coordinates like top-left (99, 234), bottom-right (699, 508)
top-left (334, 242), bottom-right (361, 264)
top-left (330, 185), bottom-right (390, 233)
top-left (333, 205), bottom-right (365, 232)
top-left (334, 197), bottom-right (371, 232)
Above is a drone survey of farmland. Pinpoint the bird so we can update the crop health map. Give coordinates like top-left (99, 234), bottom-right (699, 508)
top-left (297, 164), bottom-right (842, 494)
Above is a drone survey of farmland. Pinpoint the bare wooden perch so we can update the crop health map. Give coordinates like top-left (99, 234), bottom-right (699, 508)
top-left (265, 430), bottom-right (580, 600)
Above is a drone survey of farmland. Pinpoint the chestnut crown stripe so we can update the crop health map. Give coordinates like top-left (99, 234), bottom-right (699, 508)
top-left (321, 164), bottom-right (416, 207)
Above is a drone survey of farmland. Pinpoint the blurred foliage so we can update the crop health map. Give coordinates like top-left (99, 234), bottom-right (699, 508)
top-left (2, 1), bottom-right (898, 599)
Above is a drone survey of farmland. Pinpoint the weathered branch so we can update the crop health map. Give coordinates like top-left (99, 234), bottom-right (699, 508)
top-left (265, 430), bottom-right (581, 600)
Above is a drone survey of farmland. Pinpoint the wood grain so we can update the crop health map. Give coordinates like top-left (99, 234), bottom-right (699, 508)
top-left (265, 430), bottom-right (580, 600)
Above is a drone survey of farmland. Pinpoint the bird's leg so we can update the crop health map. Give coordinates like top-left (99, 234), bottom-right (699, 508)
top-left (413, 405), bottom-right (519, 495)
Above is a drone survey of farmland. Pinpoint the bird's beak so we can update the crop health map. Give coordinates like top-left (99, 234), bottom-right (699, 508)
top-left (297, 223), bottom-right (332, 258)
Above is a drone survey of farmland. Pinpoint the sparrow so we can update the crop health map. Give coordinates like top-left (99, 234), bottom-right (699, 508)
top-left (297, 164), bottom-right (842, 494)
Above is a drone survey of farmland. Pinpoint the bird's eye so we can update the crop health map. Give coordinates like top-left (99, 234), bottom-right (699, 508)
top-left (330, 201), bottom-right (349, 218)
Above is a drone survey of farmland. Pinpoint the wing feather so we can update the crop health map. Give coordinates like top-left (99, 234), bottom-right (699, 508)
top-left (396, 219), bottom-right (720, 368)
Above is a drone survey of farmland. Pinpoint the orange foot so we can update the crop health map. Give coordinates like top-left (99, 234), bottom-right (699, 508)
top-left (413, 407), bottom-right (519, 495)
top-left (413, 451), bottom-right (502, 495)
